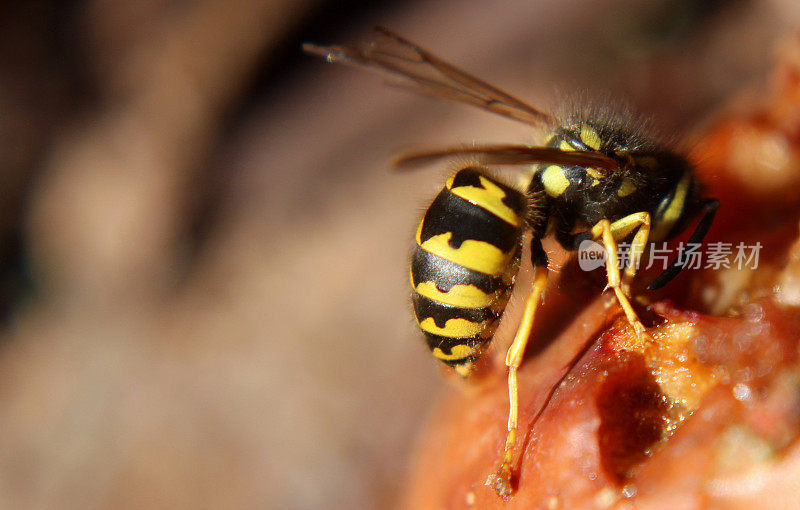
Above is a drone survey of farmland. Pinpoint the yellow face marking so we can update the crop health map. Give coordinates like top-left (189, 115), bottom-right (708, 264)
top-left (651, 171), bottom-right (692, 241)
top-left (432, 344), bottom-right (477, 361)
top-left (542, 165), bottom-right (570, 197)
top-left (590, 178), bottom-right (600, 187)
top-left (559, 139), bottom-right (574, 151)
top-left (447, 174), bottom-right (522, 227)
top-left (416, 224), bottom-right (515, 275)
top-left (617, 178), bottom-right (637, 197)
top-left (419, 317), bottom-right (492, 338)
top-left (414, 279), bottom-right (499, 308)
top-left (580, 124), bottom-right (602, 150)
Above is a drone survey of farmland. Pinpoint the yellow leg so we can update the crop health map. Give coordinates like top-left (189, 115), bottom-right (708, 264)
top-left (487, 266), bottom-right (548, 499)
top-left (607, 212), bottom-right (651, 295)
top-left (589, 218), bottom-right (648, 340)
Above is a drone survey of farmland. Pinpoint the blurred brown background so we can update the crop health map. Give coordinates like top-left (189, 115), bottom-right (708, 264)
top-left (1, 0), bottom-right (799, 508)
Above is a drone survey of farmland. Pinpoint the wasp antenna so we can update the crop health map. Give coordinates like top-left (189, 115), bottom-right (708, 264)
top-left (647, 198), bottom-right (720, 290)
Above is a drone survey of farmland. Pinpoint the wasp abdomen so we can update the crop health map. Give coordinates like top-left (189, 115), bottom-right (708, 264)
top-left (410, 168), bottom-right (527, 374)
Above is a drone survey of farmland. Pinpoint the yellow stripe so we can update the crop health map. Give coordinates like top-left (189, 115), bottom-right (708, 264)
top-left (447, 174), bottom-right (522, 227)
top-left (417, 231), bottom-right (514, 275)
top-left (419, 317), bottom-right (492, 338)
top-left (414, 280), bottom-right (499, 308)
top-left (432, 344), bottom-right (478, 361)
top-left (542, 165), bottom-right (570, 197)
top-left (651, 171), bottom-right (691, 241)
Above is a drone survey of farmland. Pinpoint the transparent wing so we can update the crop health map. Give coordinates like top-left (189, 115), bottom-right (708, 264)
top-left (303, 26), bottom-right (554, 127)
top-left (394, 145), bottom-right (620, 171)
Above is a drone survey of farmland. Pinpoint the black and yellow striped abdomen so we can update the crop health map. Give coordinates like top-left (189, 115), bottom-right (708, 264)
top-left (411, 168), bottom-right (528, 375)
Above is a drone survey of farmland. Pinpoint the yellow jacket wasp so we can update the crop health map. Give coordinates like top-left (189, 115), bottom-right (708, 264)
top-left (304, 26), bottom-right (719, 498)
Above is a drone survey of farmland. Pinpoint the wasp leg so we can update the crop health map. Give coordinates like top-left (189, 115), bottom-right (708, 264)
top-left (606, 212), bottom-right (651, 296)
top-left (487, 237), bottom-right (548, 499)
top-left (588, 219), bottom-right (649, 340)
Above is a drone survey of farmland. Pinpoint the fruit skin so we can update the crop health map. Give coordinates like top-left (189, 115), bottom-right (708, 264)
top-left (405, 299), bottom-right (800, 509)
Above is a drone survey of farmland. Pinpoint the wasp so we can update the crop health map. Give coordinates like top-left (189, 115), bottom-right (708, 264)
top-left (304, 27), bottom-right (719, 498)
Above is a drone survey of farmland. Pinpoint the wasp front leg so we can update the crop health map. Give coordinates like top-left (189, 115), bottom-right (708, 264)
top-left (607, 212), bottom-right (652, 295)
top-left (486, 237), bottom-right (548, 499)
top-left (587, 216), bottom-right (651, 341)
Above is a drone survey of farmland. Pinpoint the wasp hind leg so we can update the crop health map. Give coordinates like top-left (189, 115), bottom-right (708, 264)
top-left (487, 237), bottom-right (548, 499)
